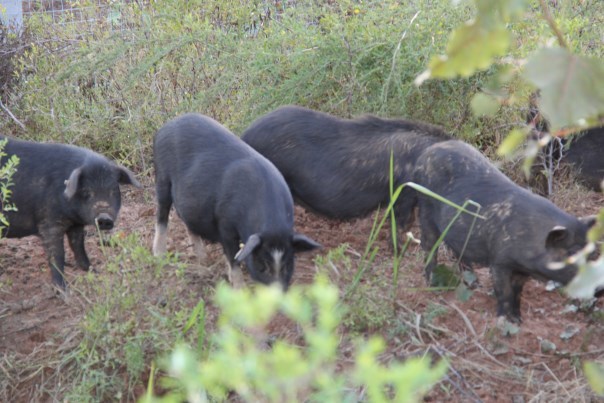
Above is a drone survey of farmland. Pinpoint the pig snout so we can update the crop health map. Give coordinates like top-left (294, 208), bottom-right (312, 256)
top-left (95, 213), bottom-right (115, 230)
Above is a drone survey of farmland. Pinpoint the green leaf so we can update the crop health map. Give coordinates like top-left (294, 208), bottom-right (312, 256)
top-left (565, 256), bottom-right (604, 299)
top-left (471, 92), bottom-right (500, 116)
top-left (403, 182), bottom-right (484, 219)
top-left (476, 0), bottom-right (529, 21)
top-left (584, 361), bottom-right (604, 396)
top-left (497, 128), bottom-right (527, 157)
top-left (455, 282), bottom-right (473, 302)
top-left (523, 48), bottom-right (604, 129)
top-left (417, 22), bottom-right (510, 83)
top-left (183, 299), bottom-right (205, 334)
top-left (432, 264), bottom-right (461, 288)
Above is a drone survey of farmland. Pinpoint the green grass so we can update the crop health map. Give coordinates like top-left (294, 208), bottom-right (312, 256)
top-left (0, 0), bottom-right (487, 167)
top-left (0, 233), bottom-right (203, 402)
top-left (3, 1), bottom-right (603, 167)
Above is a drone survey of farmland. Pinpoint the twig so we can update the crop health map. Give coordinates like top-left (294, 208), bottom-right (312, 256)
top-left (447, 301), bottom-right (477, 338)
top-left (443, 369), bottom-right (484, 402)
top-left (414, 313), bottom-right (425, 344)
top-left (429, 345), bottom-right (484, 403)
top-left (473, 341), bottom-right (509, 368)
top-left (0, 360), bottom-right (13, 384)
top-left (538, 0), bottom-right (568, 49)
top-left (395, 300), bottom-right (444, 337)
top-left (540, 362), bottom-right (572, 400)
top-left (0, 99), bottom-right (26, 131)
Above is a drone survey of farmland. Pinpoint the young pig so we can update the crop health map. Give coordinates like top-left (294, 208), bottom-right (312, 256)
top-left (152, 113), bottom-right (320, 289)
top-left (0, 136), bottom-right (141, 290)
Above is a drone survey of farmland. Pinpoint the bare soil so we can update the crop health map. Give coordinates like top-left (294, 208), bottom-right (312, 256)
top-left (1, 182), bottom-right (603, 402)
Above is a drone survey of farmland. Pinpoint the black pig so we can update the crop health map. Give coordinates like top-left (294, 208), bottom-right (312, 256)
top-left (406, 140), bottom-right (595, 322)
top-left (563, 127), bottom-right (604, 191)
top-left (152, 113), bottom-right (320, 289)
top-left (0, 136), bottom-right (141, 290)
top-left (242, 105), bottom-right (450, 229)
top-left (528, 103), bottom-right (604, 193)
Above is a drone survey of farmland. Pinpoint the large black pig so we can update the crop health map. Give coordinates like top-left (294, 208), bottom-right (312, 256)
top-left (404, 140), bottom-right (595, 322)
top-left (241, 105), bottom-right (450, 229)
top-left (0, 136), bottom-right (141, 290)
top-left (152, 113), bottom-right (320, 289)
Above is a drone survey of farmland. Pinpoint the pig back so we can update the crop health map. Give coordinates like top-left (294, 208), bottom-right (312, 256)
top-left (414, 140), bottom-right (589, 272)
top-left (1, 136), bottom-right (113, 237)
top-left (242, 106), bottom-right (450, 219)
top-left (153, 113), bottom-right (294, 237)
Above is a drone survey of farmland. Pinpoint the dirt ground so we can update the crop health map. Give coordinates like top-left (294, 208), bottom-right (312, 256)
top-left (1, 181), bottom-right (603, 402)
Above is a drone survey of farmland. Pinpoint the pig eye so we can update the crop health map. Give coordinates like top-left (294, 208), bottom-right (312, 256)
top-left (80, 190), bottom-right (92, 200)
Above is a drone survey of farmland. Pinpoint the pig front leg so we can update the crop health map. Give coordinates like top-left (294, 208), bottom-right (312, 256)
top-left (227, 259), bottom-right (245, 289)
top-left (510, 273), bottom-right (529, 320)
top-left (222, 239), bottom-right (245, 289)
top-left (490, 266), bottom-right (528, 323)
top-left (39, 226), bottom-right (68, 289)
top-left (67, 225), bottom-right (91, 271)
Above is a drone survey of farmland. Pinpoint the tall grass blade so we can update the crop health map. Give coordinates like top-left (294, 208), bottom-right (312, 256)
top-left (183, 299), bottom-right (206, 357)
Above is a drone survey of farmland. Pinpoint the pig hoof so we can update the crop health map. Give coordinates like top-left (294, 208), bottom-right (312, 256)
top-left (461, 270), bottom-right (480, 289)
top-left (52, 284), bottom-right (71, 301)
top-left (496, 316), bottom-right (521, 336)
top-left (229, 270), bottom-right (246, 289)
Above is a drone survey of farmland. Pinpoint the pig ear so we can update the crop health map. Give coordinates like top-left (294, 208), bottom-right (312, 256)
top-left (579, 215), bottom-right (597, 229)
top-left (234, 234), bottom-right (262, 263)
top-left (117, 166), bottom-right (142, 188)
top-left (292, 233), bottom-right (321, 253)
top-left (64, 167), bottom-right (83, 200)
top-left (545, 225), bottom-right (568, 250)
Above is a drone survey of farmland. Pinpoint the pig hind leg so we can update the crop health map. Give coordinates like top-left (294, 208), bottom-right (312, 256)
top-left (153, 179), bottom-right (172, 256)
top-left (187, 228), bottom-right (208, 264)
top-left (67, 225), bottom-right (91, 271)
top-left (39, 226), bottom-right (68, 289)
top-left (394, 188), bottom-right (417, 232)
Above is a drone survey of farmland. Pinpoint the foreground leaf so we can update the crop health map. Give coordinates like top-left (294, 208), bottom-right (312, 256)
top-left (497, 128), bottom-right (527, 157)
top-left (565, 256), bottom-right (604, 299)
top-left (523, 48), bottom-right (604, 129)
top-left (416, 22), bottom-right (510, 84)
top-left (584, 361), bottom-right (604, 396)
top-left (471, 92), bottom-right (500, 116)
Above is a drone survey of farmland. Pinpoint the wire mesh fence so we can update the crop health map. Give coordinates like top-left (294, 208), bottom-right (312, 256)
top-left (1, 0), bottom-right (140, 32)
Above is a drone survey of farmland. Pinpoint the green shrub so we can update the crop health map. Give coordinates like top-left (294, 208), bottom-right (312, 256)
top-left (0, 0), bottom-right (501, 168)
top-left (0, 138), bottom-right (19, 235)
top-left (56, 233), bottom-right (194, 402)
top-left (148, 276), bottom-right (448, 402)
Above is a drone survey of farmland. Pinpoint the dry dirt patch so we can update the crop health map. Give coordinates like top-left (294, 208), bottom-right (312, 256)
top-left (1, 184), bottom-right (603, 402)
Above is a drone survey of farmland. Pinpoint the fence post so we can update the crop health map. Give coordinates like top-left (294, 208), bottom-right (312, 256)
top-left (0, 0), bottom-right (23, 32)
